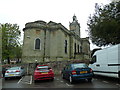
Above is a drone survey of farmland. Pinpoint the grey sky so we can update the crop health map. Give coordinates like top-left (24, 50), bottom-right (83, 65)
top-left (0, 0), bottom-right (110, 49)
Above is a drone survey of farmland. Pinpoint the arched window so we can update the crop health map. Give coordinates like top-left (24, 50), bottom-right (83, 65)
top-left (35, 38), bottom-right (41, 49)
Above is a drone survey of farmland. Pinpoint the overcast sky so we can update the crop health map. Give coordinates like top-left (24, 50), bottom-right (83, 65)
top-left (0, 0), bottom-right (111, 50)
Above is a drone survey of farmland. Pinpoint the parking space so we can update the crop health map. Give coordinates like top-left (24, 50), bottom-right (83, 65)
top-left (17, 75), bottom-right (32, 84)
top-left (2, 74), bottom-right (120, 88)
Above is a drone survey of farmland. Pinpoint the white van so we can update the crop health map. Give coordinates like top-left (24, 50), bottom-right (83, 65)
top-left (89, 44), bottom-right (120, 79)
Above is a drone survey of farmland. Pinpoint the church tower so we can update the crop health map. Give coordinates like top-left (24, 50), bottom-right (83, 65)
top-left (69, 15), bottom-right (81, 37)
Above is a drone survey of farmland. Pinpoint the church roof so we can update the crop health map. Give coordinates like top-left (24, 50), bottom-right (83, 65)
top-left (23, 20), bottom-right (81, 40)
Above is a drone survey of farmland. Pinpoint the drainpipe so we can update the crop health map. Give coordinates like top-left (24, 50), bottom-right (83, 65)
top-left (69, 35), bottom-right (72, 59)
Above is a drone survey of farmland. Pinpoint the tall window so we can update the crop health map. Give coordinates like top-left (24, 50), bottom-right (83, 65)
top-left (78, 45), bottom-right (79, 53)
top-left (80, 46), bottom-right (82, 53)
top-left (65, 40), bottom-right (67, 54)
top-left (74, 43), bottom-right (76, 54)
top-left (35, 38), bottom-right (41, 49)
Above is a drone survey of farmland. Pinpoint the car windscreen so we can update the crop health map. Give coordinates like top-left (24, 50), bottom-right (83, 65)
top-left (37, 66), bottom-right (48, 70)
top-left (73, 64), bottom-right (88, 69)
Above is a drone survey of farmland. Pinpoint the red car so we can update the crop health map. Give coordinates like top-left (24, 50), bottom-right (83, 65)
top-left (34, 65), bottom-right (54, 82)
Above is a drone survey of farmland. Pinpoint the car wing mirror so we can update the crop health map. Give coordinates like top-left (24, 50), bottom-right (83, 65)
top-left (21, 67), bottom-right (24, 69)
top-left (48, 67), bottom-right (51, 69)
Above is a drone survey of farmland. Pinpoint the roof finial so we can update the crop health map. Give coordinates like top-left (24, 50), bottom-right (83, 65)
top-left (73, 14), bottom-right (77, 21)
top-left (74, 13), bottom-right (76, 16)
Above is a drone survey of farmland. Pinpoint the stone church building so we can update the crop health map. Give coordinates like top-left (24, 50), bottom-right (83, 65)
top-left (22, 15), bottom-right (90, 63)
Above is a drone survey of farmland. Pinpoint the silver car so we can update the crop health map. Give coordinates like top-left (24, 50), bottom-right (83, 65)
top-left (5, 66), bottom-right (26, 79)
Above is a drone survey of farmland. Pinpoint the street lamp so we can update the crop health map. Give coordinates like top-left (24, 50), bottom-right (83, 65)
top-left (35, 60), bottom-right (38, 69)
top-left (35, 60), bottom-right (37, 63)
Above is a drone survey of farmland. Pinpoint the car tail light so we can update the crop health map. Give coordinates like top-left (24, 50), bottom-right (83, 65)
top-left (90, 69), bottom-right (92, 72)
top-left (72, 70), bottom-right (76, 75)
top-left (6, 71), bottom-right (9, 73)
top-left (16, 70), bottom-right (20, 72)
top-left (35, 70), bottom-right (40, 72)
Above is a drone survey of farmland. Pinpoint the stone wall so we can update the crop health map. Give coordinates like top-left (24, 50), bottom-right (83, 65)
top-left (22, 60), bottom-right (90, 75)
top-left (22, 20), bottom-right (91, 63)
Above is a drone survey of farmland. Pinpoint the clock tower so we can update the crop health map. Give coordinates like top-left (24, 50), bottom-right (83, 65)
top-left (69, 15), bottom-right (81, 37)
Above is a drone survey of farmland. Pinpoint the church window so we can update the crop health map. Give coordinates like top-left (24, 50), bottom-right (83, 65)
top-left (78, 45), bottom-right (79, 53)
top-left (35, 38), bottom-right (41, 49)
top-left (80, 46), bottom-right (82, 53)
top-left (65, 40), bottom-right (67, 54)
top-left (74, 43), bottom-right (76, 54)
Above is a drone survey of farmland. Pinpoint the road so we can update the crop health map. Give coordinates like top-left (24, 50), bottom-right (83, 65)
top-left (2, 75), bottom-right (120, 88)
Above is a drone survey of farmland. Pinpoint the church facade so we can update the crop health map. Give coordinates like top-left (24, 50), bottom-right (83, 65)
top-left (22, 15), bottom-right (90, 63)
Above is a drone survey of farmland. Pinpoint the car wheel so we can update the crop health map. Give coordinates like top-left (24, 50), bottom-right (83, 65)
top-left (20, 75), bottom-right (23, 78)
top-left (69, 76), bottom-right (73, 84)
top-left (5, 77), bottom-right (7, 80)
top-left (34, 80), bottom-right (37, 83)
top-left (118, 71), bottom-right (120, 83)
top-left (51, 78), bottom-right (54, 81)
top-left (87, 78), bottom-right (92, 82)
top-left (23, 73), bottom-right (26, 76)
top-left (62, 73), bottom-right (65, 79)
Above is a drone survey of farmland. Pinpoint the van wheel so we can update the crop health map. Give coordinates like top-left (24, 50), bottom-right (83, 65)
top-left (118, 71), bottom-right (120, 83)
top-left (62, 73), bottom-right (65, 79)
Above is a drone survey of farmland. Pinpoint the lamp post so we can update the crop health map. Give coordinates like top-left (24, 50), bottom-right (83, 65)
top-left (35, 60), bottom-right (38, 69)
top-left (35, 60), bottom-right (37, 63)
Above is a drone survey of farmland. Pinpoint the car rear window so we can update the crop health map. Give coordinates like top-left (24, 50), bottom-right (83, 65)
top-left (37, 66), bottom-right (48, 70)
top-left (73, 64), bottom-right (88, 69)
top-left (9, 67), bottom-right (20, 70)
